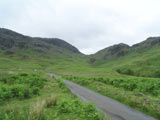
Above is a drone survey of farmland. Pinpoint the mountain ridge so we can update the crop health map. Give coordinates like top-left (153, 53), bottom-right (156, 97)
top-left (1, 28), bottom-right (160, 56)
top-left (1, 28), bottom-right (160, 78)
top-left (90, 36), bottom-right (160, 63)
top-left (0, 28), bottom-right (81, 54)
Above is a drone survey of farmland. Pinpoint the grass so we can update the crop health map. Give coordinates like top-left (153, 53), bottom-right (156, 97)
top-left (1, 42), bottom-right (160, 119)
top-left (94, 44), bottom-right (160, 78)
top-left (0, 72), bottom-right (107, 120)
top-left (64, 75), bottom-right (160, 119)
top-left (0, 73), bottom-right (45, 101)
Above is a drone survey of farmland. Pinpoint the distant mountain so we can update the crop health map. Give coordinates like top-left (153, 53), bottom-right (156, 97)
top-left (0, 28), bottom-right (81, 54)
top-left (90, 37), bottom-right (160, 63)
top-left (90, 43), bottom-right (130, 62)
top-left (90, 36), bottom-right (160, 77)
top-left (1, 28), bottom-right (160, 78)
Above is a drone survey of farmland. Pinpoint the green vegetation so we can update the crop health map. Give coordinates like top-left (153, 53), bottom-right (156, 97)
top-left (64, 75), bottom-right (160, 119)
top-left (90, 37), bottom-right (160, 78)
top-left (0, 73), bottom-right (45, 102)
top-left (54, 99), bottom-right (104, 120)
top-left (1, 28), bottom-right (160, 119)
top-left (0, 73), bottom-right (107, 120)
top-left (0, 28), bottom-right (81, 54)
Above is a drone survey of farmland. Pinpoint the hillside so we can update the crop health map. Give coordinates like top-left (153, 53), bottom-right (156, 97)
top-left (89, 37), bottom-right (160, 77)
top-left (1, 28), bottom-right (160, 78)
top-left (0, 28), bottom-right (89, 75)
top-left (0, 29), bottom-right (107, 120)
top-left (0, 28), bottom-right (81, 54)
top-left (89, 43), bottom-right (130, 64)
top-left (0, 28), bottom-right (160, 119)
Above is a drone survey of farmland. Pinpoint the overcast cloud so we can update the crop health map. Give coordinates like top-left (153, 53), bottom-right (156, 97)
top-left (0, 0), bottom-right (160, 54)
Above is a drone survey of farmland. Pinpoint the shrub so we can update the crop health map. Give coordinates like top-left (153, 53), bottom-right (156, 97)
top-left (65, 75), bottom-right (160, 96)
top-left (31, 87), bottom-right (40, 95)
top-left (56, 99), bottom-right (103, 120)
top-left (10, 84), bottom-right (30, 99)
top-left (125, 69), bottom-right (134, 75)
top-left (83, 103), bottom-right (101, 120)
top-left (3, 73), bottom-right (46, 88)
top-left (0, 73), bottom-right (46, 101)
top-left (0, 107), bottom-right (30, 120)
top-left (0, 85), bottom-right (12, 100)
top-left (55, 78), bottom-right (69, 92)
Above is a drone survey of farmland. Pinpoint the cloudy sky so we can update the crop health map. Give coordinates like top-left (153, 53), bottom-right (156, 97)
top-left (0, 0), bottom-right (160, 54)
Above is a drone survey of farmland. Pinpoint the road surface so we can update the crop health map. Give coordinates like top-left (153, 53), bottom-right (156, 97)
top-left (48, 73), bottom-right (156, 120)
top-left (64, 80), bottom-right (156, 120)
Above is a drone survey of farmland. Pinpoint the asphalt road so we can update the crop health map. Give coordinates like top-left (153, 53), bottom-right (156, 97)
top-left (64, 80), bottom-right (156, 120)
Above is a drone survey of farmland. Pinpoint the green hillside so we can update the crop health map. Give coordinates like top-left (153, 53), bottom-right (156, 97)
top-left (0, 28), bottom-right (90, 74)
top-left (90, 37), bottom-right (160, 78)
top-left (0, 28), bottom-right (107, 120)
top-left (0, 28), bottom-right (81, 54)
top-left (1, 28), bottom-right (160, 78)
top-left (0, 28), bottom-right (160, 119)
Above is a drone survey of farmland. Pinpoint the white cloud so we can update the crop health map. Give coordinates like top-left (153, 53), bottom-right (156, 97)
top-left (1, 0), bottom-right (160, 54)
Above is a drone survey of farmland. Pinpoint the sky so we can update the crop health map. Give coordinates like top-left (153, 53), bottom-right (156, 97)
top-left (0, 0), bottom-right (160, 54)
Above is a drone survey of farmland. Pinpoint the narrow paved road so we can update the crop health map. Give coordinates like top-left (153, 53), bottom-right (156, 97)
top-left (64, 80), bottom-right (156, 120)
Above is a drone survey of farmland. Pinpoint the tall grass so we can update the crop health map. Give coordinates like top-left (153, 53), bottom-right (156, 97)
top-left (29, 100), bottom-right (45, 120)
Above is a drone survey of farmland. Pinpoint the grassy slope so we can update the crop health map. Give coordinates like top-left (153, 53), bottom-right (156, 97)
top-left (2, 43), bottom-right (160, 78)
top-left (0, 49), bottom-right (116, 77)
top-left (91, 38), bottom-right (160, 78)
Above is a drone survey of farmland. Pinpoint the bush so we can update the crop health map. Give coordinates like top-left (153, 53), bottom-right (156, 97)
top-left (55, 78), bottom-right (69, 92)
top-left (65, 75), bottom-right (160, 96)
top-left (31, 87), bottom-right (40, 95)
top-left (56, 99), bottom-right (103, 120)
top-left (0, 85), bottom-right (12, 100)
top-left (0, 107), bottom-right (31, 120)
top-left (10, 84), bottom-right (30, 99)
top-left (125, 69), bottom-right (134, 75)
top-left (0, 73), bottom-right (46, 101)
top-left (83, 103), bottom-right (101, 120)
top-left (3, 73), bottom-right (45, 88)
